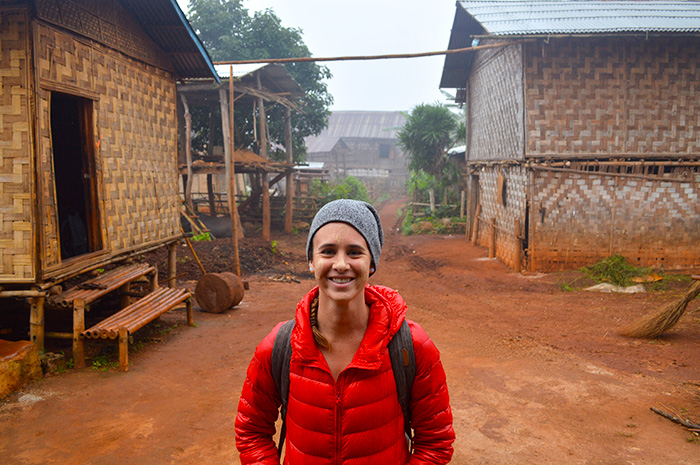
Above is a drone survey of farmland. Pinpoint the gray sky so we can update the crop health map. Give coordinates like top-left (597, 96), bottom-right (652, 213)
top-left (178, 0), bottom-right (458, 112)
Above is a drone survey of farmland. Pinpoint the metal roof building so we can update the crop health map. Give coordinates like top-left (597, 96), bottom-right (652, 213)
top-left (441, 1), bottom-right (700, 88)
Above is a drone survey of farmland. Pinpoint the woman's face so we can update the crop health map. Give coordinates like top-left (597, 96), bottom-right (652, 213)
top-left (309, 222), bottom-right (372, 305)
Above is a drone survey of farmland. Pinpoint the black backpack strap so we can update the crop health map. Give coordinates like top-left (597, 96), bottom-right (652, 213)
top-left (271, 319), bottom-right (295, 458)
top-left (388, 318), bottom-right (416, 450)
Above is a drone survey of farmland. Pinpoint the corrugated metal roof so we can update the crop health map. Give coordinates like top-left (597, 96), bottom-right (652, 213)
top-left (120, 0), bottom-right (219, 82)
top-left (305, 111), bottom-right (407, 154)
top-left (440, 1), bottom-right (700, 89)
top-left (214, 63), bottom-right (305, 99)
top-left (459, 1), bottom-right (700, 35)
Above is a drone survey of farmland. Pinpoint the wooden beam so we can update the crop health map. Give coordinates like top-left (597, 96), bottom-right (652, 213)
top-left (214, 41), bottom-right (522, 65)
top-left (258, 71), bottom-right (271, 242)
top-left (284, 106), bottom-right (294, 234)
top-left (229, 67), bottom-right (242, 276)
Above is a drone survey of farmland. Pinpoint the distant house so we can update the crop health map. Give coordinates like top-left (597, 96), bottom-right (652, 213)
top-left (0, 0), bottom-right (217, 352)
top-left (441, 1), bottom-right (700, 272)
top-left (305, 111), bottom-right (409, 193)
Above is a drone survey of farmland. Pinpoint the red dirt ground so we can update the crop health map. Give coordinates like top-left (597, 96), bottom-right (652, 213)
top-left (1, 199), bottom-right (699, 464)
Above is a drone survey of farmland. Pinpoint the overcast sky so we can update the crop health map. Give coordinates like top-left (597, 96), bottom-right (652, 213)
top-left (178, 0), bottom-right (459, 112)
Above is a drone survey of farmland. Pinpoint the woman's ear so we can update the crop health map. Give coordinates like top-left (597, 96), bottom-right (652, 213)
top-left (309, 261), bottom-right (314, 272)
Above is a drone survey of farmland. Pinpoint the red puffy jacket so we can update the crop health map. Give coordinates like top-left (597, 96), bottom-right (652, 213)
top-left (235, 284), bottom-right (454, 464)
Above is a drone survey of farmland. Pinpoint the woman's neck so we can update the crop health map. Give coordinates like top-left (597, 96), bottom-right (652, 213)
top-left (316, 292), bottom-right (370, 338)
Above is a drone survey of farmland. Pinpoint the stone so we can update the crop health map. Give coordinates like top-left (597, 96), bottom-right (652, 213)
top-left (40, 352), bottom-right (67, 375)
top-left (0, 340), bottom-right (43, 399)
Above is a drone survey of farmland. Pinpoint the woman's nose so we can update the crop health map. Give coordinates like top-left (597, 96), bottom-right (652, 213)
top-left (333, 254), bottom-right (349, 271)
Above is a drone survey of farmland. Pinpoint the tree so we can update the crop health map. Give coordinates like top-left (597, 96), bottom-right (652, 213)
top-left (186, 0), bottom-right (332, 162)
top-left (398, 103), bottom-right (461, 212)
top-left (398, 103), bottom-right (458, 178)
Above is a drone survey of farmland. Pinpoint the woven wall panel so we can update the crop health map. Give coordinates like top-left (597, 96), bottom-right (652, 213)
top-left (467, 44), bottom-right (524, 161)
top-left (0, 9), bottom-right (34, 281)
top-left (95, 52), bottom-right (179, 252)
top-left (35, 24), bottom-right (180, 269)
top-left (471, 165), bottom-right (528, 269)
top-left (525, 37), bottom-right (700, 156)
top-left (35, 0), bottom-right (173, 73)
top-left (529, 169), bottom-right (700, 271)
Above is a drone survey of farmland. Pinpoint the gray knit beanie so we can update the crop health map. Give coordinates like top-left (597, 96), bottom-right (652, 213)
top-left (306, 199), bottom-right (384, 274)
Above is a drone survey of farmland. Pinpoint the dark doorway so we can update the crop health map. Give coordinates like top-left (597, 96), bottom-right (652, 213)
top-left (50, 92), bottom-right (102, 260)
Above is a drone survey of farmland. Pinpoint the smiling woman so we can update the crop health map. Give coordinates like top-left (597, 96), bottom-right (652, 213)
top-left (235, 199), bottom-right (455, 464)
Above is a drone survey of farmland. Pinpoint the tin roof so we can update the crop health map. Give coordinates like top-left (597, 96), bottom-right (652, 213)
top-left (457, 1), bottom-right (700, 36)
top-left (120, 0), bottom-right (219, 82)
top-left (440, 1), bottom-right (700, 88)
top-left (305, 111), bottom-right (407, 154)
top-left (214, 64), bottom-right (305, 99)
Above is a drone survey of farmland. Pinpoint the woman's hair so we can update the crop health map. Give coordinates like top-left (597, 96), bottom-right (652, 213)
top-left (309, 296), bottom-right (332, 351)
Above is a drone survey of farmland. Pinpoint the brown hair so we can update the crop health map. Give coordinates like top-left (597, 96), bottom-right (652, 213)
top-left (308, 296), bottom-right (331, 351)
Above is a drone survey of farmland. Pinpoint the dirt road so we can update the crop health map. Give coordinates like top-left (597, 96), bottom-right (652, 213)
top-left (1, 200), bottom-right (699, 464)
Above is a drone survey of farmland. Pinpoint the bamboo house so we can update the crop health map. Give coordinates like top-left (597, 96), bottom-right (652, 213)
top-left (0, 0), bottom-right (218, 369)
top-left (441, 1), bottom-right (700, 272)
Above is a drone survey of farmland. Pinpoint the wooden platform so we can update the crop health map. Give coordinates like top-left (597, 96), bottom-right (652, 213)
top-left (82, 286), bottom-right (193, 371)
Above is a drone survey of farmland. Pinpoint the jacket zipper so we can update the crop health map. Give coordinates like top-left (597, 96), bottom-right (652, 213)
top-left (335, 380), bottom-right (342, 465)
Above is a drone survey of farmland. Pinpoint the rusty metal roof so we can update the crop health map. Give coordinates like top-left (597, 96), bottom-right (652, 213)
top-left (305, 111), bottom-right (407, 154)
top-left (120, 0), bottom-right (219, 82)
top-left (440, 1), bottom-right (700, 88)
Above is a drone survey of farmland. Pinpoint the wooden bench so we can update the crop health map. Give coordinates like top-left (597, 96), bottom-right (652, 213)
top-left (82, 287), bottom-right (193, 371)
top-left (47, 263), bottom-right (157, 369)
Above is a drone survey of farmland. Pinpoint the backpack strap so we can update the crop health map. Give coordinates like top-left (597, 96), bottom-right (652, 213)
top-left (388, 318), bottom-right (416, 449)
top-left (271, 319), bottom-right (295, 458)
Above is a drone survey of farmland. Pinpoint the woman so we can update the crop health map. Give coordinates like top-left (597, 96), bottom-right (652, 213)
top-left (235, 199), bottom-right (455, 464)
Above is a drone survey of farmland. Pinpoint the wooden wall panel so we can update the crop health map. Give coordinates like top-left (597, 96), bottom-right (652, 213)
top-left (35, 23), bottom-right (180, 271)
top-left (529, 168), bottom-right (700, 271)
top-left (0, 8), bottom-right (34, 281)
top-left (467, 43), bottom-right (524, 161)
top-left (525, 37), bottom-right (700, 157)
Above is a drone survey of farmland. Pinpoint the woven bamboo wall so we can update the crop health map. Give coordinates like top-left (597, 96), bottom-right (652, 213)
top-left (525, 37), bottom-right (700, 156)
top-left (34, 22), bottom-right (180, 271)
top-left (34, 0), bottom-right (173, 73)
top-left (466, 43), bottom-right (524, 161)
top-left (529, 168), bottom-right (700, 271)
top-left (472, 164), bottom-right (528, 269)
top-left (0, 8), bottom-right (34, 281)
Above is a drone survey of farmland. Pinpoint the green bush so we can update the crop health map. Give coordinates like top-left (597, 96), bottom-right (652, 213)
top-left (311, 176), bottom-right (369, 206)
top-left (581, 254), bottom-right (652, 287)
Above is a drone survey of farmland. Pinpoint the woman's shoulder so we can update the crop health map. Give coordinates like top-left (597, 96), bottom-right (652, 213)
top-left (253, 320), bottom-right (290, 363)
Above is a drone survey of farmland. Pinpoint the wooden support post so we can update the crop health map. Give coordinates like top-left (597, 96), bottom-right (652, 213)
top-left (227, 69), bottom-right (242, 276)
top-left (471, 204), bottom-right (481, 245)
top-left (180, 94), bottom-right (194, 213)
top-left (119, 282), bottom-right (131, 309)
top-left (257, 72), bottom-right (271, 242)
top-left (429, 188), bottom-right (435, 212)
top-left (119, 327), bottom-right (129, 372)
top-left (29, 296), bottom-right (45, 351)
top-left (73, 299), bottom-right (86, 369)
top-left (150, 266), bottom-right (158, 292)
top-left (186, 298), bottom-right (194, 327)
top-left (514, 219), bottom-right (522, 273)
top-left (284, 106), bottom-right (294, 234)
top-left (167, 242), bottom-right (177, 289)
top-left (489, 218), bottom-right (496, 258)
top-left (460, 190), bottom-right (466, 219)
top-left (207, 174), bottom-right (216, 215)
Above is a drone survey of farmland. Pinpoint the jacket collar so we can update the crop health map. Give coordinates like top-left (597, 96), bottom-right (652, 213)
top-left (291, 285), bottom-right (407, 371)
